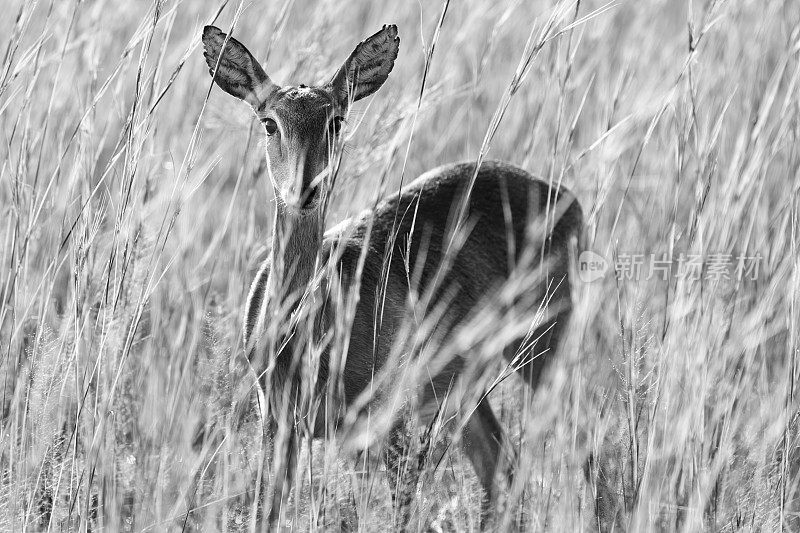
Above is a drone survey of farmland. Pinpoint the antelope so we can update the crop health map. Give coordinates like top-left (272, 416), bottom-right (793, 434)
top-left (201, 23), bottom-right (583, 530)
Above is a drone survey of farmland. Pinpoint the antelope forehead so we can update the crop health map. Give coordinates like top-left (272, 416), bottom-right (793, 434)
top-left (272, 87), bottom-right (334, 134)
top-left (278, 86), bottom-right (332, 111)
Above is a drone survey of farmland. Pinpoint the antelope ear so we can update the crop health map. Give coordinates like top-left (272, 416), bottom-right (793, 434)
top-left (328, 24), bottom-right (399, 107)
top-left (202, 25), bottom-right (277, 107)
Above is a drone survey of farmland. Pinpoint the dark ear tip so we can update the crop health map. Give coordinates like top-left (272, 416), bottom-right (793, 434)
top-left (202, 25), bottom-right (223, 40)
top-left (383, 24), bottom-right (399, 41)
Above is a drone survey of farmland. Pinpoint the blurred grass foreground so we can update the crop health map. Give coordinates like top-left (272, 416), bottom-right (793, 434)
top-left (1, 0), bottom-right (799, 531)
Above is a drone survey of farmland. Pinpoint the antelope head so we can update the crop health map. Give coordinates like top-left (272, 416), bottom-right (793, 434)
top-left (202, 24), bottom-right (400, 214)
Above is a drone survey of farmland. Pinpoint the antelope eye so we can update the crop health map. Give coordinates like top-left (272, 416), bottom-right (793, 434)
top-left (262, 117), bottom-right (278, 135)
top-left (329, 116), bottom-right (344, 136)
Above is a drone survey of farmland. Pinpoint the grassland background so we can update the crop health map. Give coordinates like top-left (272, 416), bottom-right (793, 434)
top-left (1, 0), bottom-right (799, 530)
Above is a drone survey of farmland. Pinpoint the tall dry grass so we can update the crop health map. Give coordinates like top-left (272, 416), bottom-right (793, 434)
top-left (0, 0), bottom-right (798, 531)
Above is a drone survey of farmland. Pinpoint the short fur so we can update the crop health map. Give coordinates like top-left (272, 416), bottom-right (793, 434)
top-left (244, 161), bottom-right (582, 528)
top-left (200, 24), bottom-right (583, 530)
top-left (245, 160), bottom-right (582, 407)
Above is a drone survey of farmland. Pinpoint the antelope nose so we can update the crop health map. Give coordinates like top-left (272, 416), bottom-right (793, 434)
top-left (286, 146), bottom-right (326, 210)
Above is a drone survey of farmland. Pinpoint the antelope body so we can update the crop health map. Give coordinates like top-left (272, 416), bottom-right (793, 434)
top-left (201, 23), bottom-right (582, 529)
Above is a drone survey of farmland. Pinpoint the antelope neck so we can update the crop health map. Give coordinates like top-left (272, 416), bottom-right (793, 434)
top-left (268, 201), bottom-right (323, 302)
